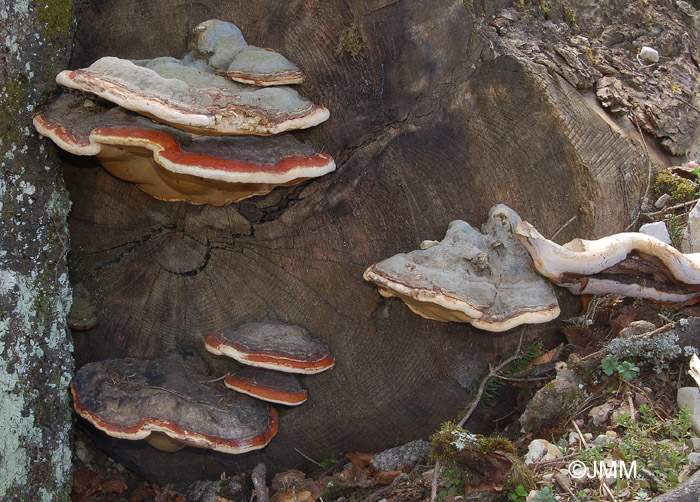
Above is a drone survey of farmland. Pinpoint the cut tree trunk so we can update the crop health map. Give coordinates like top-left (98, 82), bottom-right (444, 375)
top-left (0, 0), bottom-right (79, 500)
top-left (59, 0), bottom-right (696, 484)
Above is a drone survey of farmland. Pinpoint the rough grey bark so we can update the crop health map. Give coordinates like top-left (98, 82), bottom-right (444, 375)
top-left (0, 0), bottom-right (78, 499)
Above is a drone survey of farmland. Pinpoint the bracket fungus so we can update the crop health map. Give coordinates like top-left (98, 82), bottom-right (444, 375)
top-left (33, 94), bottom-right (335, 204)
top-left (206, 322), bottom-right (335, 374)
top-left (515, 221), bottom-right (700, 302)
top-left (71, 351), bottom-right (278, 454)
top-left (363, 204), bottom-right (560, 331)
top-left (190, 19), bottom-right (305, 86)
top-left (55, 55), bottom-right (326, 136)
top-left (224, 367), bottom-right (309, 406)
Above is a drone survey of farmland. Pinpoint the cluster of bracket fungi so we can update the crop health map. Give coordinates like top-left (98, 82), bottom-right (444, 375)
top-left (35, 16), bottom-right (700, 464)
top-left (33, 19), bottom-right (335, 205)
top-left (36, 19), bottom-right (337, 456)
top-left (71, 322), bottom-right (334, 454)
top-left (364, 203), bottom-right (700, 331)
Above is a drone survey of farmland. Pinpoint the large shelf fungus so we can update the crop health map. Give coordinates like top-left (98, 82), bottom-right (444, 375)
top-left (71, 350), bottom-right (278, 454)
top-left (363, 205), bottom-right (561, 331)
top-left (224, 367), bottom-right (309, 406)
top-left (206, 322), bottom-right (333, 409)
top-left (33, 94), bottom-right (335, 204)
top-left (206, 322), bottom-right (335, 374)
top-left (190, 19), bottom-right (305, 86)
top-left (515, 221), bottom-right (700, 302)
top-left (56, 56), bottom-right (327, 136)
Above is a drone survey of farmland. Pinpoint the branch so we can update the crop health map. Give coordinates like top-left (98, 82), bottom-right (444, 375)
top-left (643, 198), bottom-right (700, 218)
top-left (251, 463), bottom-right (270, 502)
top-left (457, 328), bottom-right (525, 428)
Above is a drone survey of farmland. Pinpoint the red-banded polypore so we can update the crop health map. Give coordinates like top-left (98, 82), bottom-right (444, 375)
top-left (190, 19), bottom-right (305, 86)
top-left (363, 204), bottom-right (561, 331)
top-left (33, 94), bottom-right (335, 204)
top-left (515, 220), bottom-right (700, 302)
top-left (55, 55), bottom-right (327, 136)
top-left (206, 322), bottom-right (334, 407)
top-left (206, 322), bottom-right (335, 374)
top-left (224, 367), bottom-right (309, 406)
top-left (71, 350), bottom-right (278, 453)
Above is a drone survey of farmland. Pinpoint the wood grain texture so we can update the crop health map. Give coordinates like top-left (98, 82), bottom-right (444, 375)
top-left (65, 0), bottom-right (667, 483)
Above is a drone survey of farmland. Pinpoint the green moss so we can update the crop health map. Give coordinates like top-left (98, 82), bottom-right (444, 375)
top-left (35, 0), bottom-right (73, 38)
top-left (321, 480), bottom-right (357, 500)
top-left (431, 423), bottom-right (515, 464)
top-left (563, 6), bottom-right (578, 28)
top-left (654, 171), bottom-right (697, 204)
top-left (336, 22), bottom-right (364, 59)
top-left (503, 454), bottom-right (536, 492)
top-left (475, 436), bottom-right (515, 455)
top-left (0, 77), bottom-right (27, 140)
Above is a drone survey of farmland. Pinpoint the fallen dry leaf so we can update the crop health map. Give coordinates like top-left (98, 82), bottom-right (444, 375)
top-left (562, 325), bottom-right (594, 348)
top-left (272, 469), bottom-right (306, 492)
top-left (271, 487), bottom-right (314, 502)
top-left (374, 470), bottom-right (402, 485)
top-left (348, 451), bottom-right (373, 469)
top-left (528, 343), bottom-right (562, 368)
top-left (335, 463), bottom-right (373, 488)
top-left (102, 478), bottom-right (128, 494)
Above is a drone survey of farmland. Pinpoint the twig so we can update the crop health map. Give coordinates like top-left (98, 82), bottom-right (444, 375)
top-left (601, 480), bottom-right (616, 499)
top-left (251, 463), bottom-right (270, 502)
top-left (294, 448), bottom-right (321, 466)
top-left (200, 372), bottom-right (233, 384)
top-left (320, 455), bottom-right (347, 478)
top-left (643, 198), bottom-right (700, 218)
top-left (457, 328), bottom-right (525, 428)
top-left (495, 374), bottom-right (552, 382)
top-left (628, 393), bottom-right (636, 422)
top-left (532, 452), bottom-right (583, 474)
top-left (641, 467), bottom-right (663, 487)
top-left (551, 215), bottom-right (577, 241)
top-left (572, 419), bottom-right (589, 450)
top-left (430, 459), bottom-right (441, 502)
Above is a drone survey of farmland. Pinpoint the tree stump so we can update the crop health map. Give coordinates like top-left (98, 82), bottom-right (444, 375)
top-left (61, 0), bottom-right (692, 484)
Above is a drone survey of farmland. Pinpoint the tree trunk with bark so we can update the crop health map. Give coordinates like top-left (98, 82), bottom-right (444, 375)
top-left (56, 0), bottom-right (699, 485)
top-left (0, 0), bottom-right (79, 499)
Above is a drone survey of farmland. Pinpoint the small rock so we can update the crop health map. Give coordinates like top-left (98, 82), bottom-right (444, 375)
top-left (184, 478), bottom-right (246, 502)
top-left (639, 222), bottom-right (671, 245)
top-left (605, 430), bottom-right (618, 439)
top-left (678, 387), bottom-right (700, 435)
top-left (683, 200), bottom-right (700, 253)
top-left (635, 392), bottom-right (652, 408)
top-left (369, 440), bottom-right (431, 472)
top-left (271, 469), bottom-right (306, 492)
top-left (554, 472), bottom-right (571, 492)
top-left (592, 434), bottom-right (613, 446)
top-left (568, 432), bottom-right (581, 447)
top-left (639, 46), bottom-right (659, 63)
top-left (590, 402), bottom-right (615, 426)
top-left (584, 433), bottom-right (593, 441)
top-left (419, 240), bottom-right (439, 249)
top-left (689, 452), bottom-right (700, 466)
top-left (654, 193), bottom-right (671, 209)
top-left (689, 437), bottom-right (700, 450)
top-left (74, 440), bottom-right (94, 465)
top-left (524, 439), bottom-right (562, 465)
top-left (520, 365), bottom-right (583, 433)
top-left (619, 320), bottom-right (655, 338)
